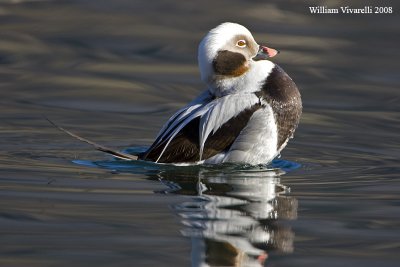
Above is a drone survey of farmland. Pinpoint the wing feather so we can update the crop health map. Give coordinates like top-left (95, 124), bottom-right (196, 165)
top-left (141, 92), bottom-right (261, 163)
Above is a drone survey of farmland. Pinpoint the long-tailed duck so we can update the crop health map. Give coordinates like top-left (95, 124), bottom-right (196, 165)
top-left (139, 22), bottom-right (302, 164)
top-left (50, 22), bottom-right (302, 165)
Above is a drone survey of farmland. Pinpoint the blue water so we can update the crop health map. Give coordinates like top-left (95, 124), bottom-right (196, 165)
top-left (73, 152), bottom-right (301, 266)
top-left (1, 0), bottom-right (399, 266)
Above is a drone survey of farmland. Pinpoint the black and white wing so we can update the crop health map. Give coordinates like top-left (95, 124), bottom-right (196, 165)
top-left (140, 91), bottom-right (262, 163)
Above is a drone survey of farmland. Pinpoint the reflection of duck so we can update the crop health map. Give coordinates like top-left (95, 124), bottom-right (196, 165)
top-left (154, 166), bottom-right (298, 267)
top-left (73, 151), bottom-right (299, 266)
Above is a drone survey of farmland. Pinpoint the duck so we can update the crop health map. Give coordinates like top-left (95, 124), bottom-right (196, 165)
top-left (50, 22), bottom-right (302, 165)
top-left (139, 22), bottom-right (302, 165)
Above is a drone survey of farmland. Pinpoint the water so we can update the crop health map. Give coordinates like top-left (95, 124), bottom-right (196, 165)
top-left (1, 0), bottom-right (399, 266)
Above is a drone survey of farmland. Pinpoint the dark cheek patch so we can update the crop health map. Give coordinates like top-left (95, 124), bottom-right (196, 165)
top-left (213, 50), bottom-right (249, 77)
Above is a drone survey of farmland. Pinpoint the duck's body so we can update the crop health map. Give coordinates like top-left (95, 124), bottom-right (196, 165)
top-left (139, 23), bottom-right (302, 165)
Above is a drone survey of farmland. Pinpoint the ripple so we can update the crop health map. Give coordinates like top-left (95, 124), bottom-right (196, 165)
top-left (1, 0), bottom-right (399, 266)
top-left (68, 147), bottom-right (301, 265)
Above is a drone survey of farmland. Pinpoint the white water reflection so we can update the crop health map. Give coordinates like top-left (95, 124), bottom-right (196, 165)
top-left (156, 167), bottom-right (297, 267)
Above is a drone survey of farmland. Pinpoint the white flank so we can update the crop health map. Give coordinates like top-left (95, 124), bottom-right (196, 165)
top-left (223, 105), bottom-right (278, 165)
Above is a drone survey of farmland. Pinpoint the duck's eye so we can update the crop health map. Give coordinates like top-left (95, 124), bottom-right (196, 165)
top-left (236, 40), bottom-right (247, 48)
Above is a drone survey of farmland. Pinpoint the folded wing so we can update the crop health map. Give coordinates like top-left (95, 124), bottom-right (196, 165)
top-left (140, 91), bottom-right (262, 163)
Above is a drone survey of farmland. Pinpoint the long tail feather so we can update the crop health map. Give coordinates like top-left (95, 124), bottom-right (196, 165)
top-left (45, 117), bottom-right (138, 161)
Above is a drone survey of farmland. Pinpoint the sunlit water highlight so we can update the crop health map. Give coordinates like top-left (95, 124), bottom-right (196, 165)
top-left (1, 0), bottom-right (399, 266)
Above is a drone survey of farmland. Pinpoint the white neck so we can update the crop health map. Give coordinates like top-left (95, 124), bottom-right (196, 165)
top-left (207, 60), bottom-right (275, 98)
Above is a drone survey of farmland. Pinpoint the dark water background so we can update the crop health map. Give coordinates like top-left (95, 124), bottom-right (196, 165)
top-left (1, 0), bottom-right (399, 266)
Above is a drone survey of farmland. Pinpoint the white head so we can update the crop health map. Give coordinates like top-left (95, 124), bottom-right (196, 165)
top-left (198, 23), bottom-right (278, 94)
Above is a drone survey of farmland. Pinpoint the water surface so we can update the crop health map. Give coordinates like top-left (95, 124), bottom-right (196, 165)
top-left (1, 0), bottom-right (399, 266)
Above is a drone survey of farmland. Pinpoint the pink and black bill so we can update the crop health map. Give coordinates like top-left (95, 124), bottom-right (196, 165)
top-left (253, 45), bottom-right (280, 61)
